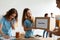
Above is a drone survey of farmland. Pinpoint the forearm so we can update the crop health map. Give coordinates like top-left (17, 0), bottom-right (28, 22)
top-left (0, 30), bottom-right (10, 39)
top-left (26, 27), bottom-right (32, 30)
top-left (0, 30), bottom-right (5, 36)
top-left (0, 30), bottom-right (2, 34)
top-left (24, 27), bottom-right (35, 31)
top-left (0, 24), bottom-right (4, 35)
top-left (47, 29), bottom-right (60, 36)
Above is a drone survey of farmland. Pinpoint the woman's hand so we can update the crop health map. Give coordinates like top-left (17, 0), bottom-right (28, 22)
top-left (3, 35), bottom-right (10, 39)
top-left (52, 28), bottom-right (60, 36)
top-left (45, 29), bottom-right (50, 32)
top-left (12, 25), bottom-right (15, 30)
top-left (46, 28), bottom-right (60, 36)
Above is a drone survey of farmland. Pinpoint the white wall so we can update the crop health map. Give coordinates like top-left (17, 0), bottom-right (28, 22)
top-left (0, 0), bottom-right (60, 36)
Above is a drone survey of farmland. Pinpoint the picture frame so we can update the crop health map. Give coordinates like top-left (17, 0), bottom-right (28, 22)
top-left (35, 17), bottom-right (50, 30)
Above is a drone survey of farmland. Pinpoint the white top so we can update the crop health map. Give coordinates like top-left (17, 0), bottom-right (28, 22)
top-left (50, 17), bottom-right (56, 31)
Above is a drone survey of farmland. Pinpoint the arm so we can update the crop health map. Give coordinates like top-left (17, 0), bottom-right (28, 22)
top-left (51, 28), bottom-right (60, 36)
top-left (0, 24), bottom-right (10, 39)
top-left (31, 16), bottom-right (35, 29)
top-left (46, 28), bottom-right (60, 36)
top-left (0, 24), bottom-right (4, 35)
top-left (23, 25), bottom-right (32, 31)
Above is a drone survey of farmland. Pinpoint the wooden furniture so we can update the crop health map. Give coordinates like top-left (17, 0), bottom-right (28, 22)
top-left (56, 20), bottom-right (60, 27)
top-left (18, 37), bottom-right (53, 40)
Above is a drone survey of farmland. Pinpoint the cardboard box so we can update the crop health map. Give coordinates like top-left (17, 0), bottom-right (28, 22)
top-left (56, 20), bottom-right (60, 27)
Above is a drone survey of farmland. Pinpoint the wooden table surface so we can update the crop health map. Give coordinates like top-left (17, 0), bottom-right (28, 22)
top-left (0, 37), bottom-right (54, 40)
top-left (16, 37), bottom-right (54, 40)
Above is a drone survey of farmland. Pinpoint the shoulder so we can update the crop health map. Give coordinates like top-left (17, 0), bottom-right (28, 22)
top-left (0, 16), bottom-right (6, 24)
top-left (0, 16), bottom-right (5, 21)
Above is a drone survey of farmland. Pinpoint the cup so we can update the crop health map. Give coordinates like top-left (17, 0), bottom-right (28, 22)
top-left (16, 32), bottom-right (20, 38)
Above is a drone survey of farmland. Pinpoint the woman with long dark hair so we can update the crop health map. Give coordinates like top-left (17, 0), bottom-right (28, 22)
top-left (22, 8), bottom-right (35, 38)
top-left (0, 8), bottom-right (18, 38)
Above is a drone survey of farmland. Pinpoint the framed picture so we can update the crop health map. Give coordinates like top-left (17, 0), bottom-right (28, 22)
top-left (35, 17), bottom-right (50, 30)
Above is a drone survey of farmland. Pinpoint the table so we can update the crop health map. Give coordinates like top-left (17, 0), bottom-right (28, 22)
top-left (0, 37), bottom-right (53, 40)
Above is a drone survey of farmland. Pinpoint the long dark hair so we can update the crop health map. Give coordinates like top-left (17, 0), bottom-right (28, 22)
top-left (4, 8), bottom-right (18, 21)
top-left (22, 8), bottom-right (33, 26)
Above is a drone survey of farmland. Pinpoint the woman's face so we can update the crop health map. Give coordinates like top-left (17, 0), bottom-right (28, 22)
top-left (9, 13), bottom-right (16, 20)
top-left (27, 10), bottom-right (32, 18)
